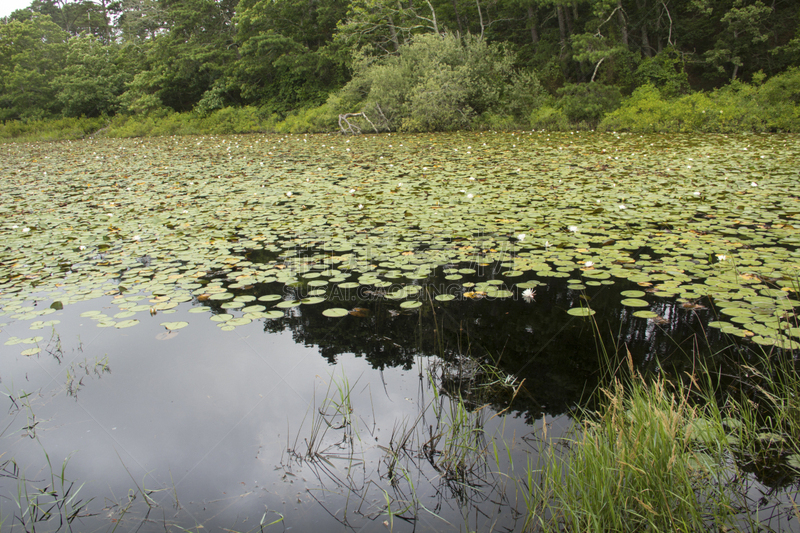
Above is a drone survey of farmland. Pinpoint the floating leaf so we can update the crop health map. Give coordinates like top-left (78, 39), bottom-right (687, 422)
top-left (209, 292), bottom-right (234, 301)
top-left (567, 307), bottom-right (596, 316)
top-left (323, 308), bottom-right (349, 318)
top-left (161, 321), bottom-right (189, 330)
top-left (620, 290), bottom-right (646, 298)
top-left (621, 298), bottom-right (649, 308)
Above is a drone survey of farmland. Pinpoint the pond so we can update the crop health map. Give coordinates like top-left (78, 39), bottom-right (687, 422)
top-left (1, 131), bottom-right (799, 532)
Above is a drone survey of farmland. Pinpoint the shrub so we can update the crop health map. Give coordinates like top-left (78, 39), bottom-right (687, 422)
top-left (600, 72), bottom-right (800, 133)
top-left (331, 33), bottom-right (521, 132)
top-left (529, 105), bottom-right (569, 131)
top-left (0, 116), bottom-right (107, 142)
top-left (557, 82), bottom-right (622, 126)
top-left (275, 104), bottom-right (338, 134)
top-left (634, 47), bottom-right (690, 98)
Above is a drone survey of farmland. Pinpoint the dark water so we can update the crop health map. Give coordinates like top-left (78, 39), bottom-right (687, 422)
top-left (0, 262), bottom-right (792, 532)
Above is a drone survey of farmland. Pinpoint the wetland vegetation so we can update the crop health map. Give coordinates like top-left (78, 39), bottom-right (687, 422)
top-left (2, 0), bottom-right (800, 140)
top-left (1, 131), bottom-right (799, 531)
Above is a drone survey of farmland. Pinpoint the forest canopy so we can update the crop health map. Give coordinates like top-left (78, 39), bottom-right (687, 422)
top-left (1, 0), bottom-right (799, 134)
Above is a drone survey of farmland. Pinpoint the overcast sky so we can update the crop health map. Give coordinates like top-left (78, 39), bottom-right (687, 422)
top-left (1, 0), bottom-right (33, 19)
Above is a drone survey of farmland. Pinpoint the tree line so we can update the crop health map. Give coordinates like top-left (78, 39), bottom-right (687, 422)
top-left (1, 0), bottom-right (798, 133)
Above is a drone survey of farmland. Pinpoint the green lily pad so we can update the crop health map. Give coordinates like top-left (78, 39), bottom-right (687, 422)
top-left (620, 290), bottom-right (646, 298)
top-left (323, 308), bottom-right (349, 318)
top-left (567, 307), bottom-right (596, 316)
top-left (161, 321), bottom-right (189, 330)
top-left (400, 301), bottom-right (422, 309)
top-left (115, 319), bottom-right (140, 329)
top-left (621, 298), bottom-right (649, 307)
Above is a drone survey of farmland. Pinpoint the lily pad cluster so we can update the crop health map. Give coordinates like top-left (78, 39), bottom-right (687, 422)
top-left (0, 132), bottom-right (798, 348)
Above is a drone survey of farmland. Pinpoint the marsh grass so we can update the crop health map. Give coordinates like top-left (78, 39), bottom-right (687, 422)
top-left (526, 373), bottom-right (745, 531)
top-left (521, 286), bottom-right (800, 532)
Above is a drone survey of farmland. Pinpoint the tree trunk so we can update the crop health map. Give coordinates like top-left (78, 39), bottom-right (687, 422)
top-left (476, 0), bottom-right (485, 38)
top-left (387, 14), bottom-right (400, 51)
top-left (452, 0), bottom-right (464, 35)
top-left (556, 4), bottom-right (567, 56)
top-left (527, 6), bottom-right (539, 46)
top-left (564, 3), bottom-right (574, 37)
top-left (636, 0), bottom-right (652, 57)
top-left (617, 0), bottom-right (628, 47)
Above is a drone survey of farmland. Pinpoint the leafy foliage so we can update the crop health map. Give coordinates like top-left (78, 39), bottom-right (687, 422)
top-left (0, 0), bottom-right (799, 131)
top-left (0, 14), bottom-right (68, 121)
top-left (600, 68), bottom-right (800, 133)
top-left (332, 33), bottom-right (536, 132)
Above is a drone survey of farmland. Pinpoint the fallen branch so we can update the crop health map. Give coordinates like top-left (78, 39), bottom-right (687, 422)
top-left (338, 112), bottom-right (378, 135)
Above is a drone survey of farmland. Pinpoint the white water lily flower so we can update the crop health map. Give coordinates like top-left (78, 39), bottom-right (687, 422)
top-left (286, 192), bottom-right (292, 197)
top-left (544, 241), bottom-right (551, 249)
top-left (693, 191), bottom-right (701, 196)
top-left (22, 227), bottom-right (30, 232)
top-left (466, 193), bottom-right (474, 199)
top-left (79, 245), bottom-right (86, 250)
top-left (619, 204), bottom-right (626, 209)
top-left (751, 182), bottom-right (758, 187)
top-left (517, 234), bottom-right (525, 241)
top-left (132, 235), bottom-right (141, 241)
top-left (717, 254), bottom-right (727, 261)
top-left (522, 288), bottom-right (536, 302)
top-left (585, 261), bottom-right (594, 267)
top-left (358, 204), bottom-right (363, 209)
top-left (350, 189), bottom-right (355, 193)
top-left (568, 225), bottom-right (578, 233)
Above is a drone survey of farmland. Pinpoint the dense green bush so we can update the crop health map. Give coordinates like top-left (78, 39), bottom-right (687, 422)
top-left (557, 83), bottom-right (623, 127)
top-left (331, 34), bottom-right (538, 132)
top-left (529, 106), bottom-right (569, 131)
top-left (756, 67), bottom-right (800, 131)
top-left (600, 69), bottom-right (800, 133)
top-left (634, 48), bottom-right (690, 98)
top-left (273, 104), bottom-right (339, 133)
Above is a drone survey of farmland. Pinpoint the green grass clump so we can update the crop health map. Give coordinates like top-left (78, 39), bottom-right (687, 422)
top-left (0, 116), bottom-right (108, 142)
top-left (528, 375), bottom-right (741, 532)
